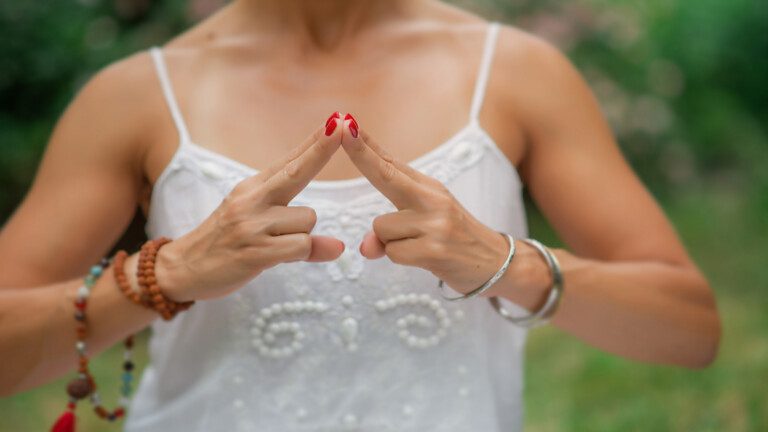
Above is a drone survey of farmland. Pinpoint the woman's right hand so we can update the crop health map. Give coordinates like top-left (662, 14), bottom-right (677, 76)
top-left (155, 117), bottom-right (345, 301)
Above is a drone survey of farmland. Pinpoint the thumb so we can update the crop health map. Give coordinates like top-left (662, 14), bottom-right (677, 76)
top-left (306, 236), bottom-right (345, 262)
top-left (359, 230), bottom-right (386, 259)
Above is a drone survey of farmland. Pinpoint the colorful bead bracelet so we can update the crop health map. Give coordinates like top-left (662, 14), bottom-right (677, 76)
top-left (52, 238), bottom-right (193, 431)
top-left (51, 260), bottom-right (135, 432)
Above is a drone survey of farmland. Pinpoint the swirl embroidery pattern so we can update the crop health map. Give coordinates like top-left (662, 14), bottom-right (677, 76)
top-left (375, 293), bottom-right (453, 349)
top-left (250, 301), bottom-right (330, 358)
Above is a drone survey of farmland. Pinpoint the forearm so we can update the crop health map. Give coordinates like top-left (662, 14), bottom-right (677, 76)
top-left (0, 253), bottom-right (156, 396)
top-left (488, 242), bottom-right (721, 368)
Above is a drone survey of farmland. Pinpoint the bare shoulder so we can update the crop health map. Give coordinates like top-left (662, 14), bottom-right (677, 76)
top-left (494, 24), bottom-right (571, 69)
top-left (58, 50), bottom-right (165, 165)
top-left (489, 24), bottom-right (605, 160)
top-left (492, 24), bottom-right (589, 115)
top-left (84, 49), bottom-right (157, 96)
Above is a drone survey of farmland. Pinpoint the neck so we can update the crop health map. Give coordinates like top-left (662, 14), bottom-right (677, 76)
top-left (231, 0), bottom-right (419, 49)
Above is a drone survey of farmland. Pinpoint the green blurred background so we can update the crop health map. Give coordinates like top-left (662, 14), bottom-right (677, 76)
top-left (1, 0), bottom-right (766, 430)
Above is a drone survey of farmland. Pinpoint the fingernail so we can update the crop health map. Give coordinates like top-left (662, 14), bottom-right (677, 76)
top-left (325, 118), bottom-right (337, 136)
top-left (345, 113), bottom-right (359, 138)
top-left (325, 111), bottom-right (340, 127)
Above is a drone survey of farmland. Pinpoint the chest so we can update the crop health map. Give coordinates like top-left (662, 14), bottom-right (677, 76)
top-left (135, 130), bottom-right (530, 430)
top-left (142, 47), bottom-right (526, 196)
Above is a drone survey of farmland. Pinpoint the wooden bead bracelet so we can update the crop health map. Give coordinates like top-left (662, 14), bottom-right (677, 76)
top-left (113, 237), bottom-right (194, 321)
top-left (113, 250), bottom-right (152, 309)
top-left (136, 237), bottom-right (194, 320)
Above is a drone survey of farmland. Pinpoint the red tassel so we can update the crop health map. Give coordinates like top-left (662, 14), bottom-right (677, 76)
top-left (51, 410), bottom-right (75, 432)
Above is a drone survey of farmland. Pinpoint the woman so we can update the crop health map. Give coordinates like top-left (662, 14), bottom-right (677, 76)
top-left (0, 0), bottom-right (720, 430)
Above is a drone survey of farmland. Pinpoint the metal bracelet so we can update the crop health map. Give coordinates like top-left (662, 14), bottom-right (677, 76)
top-left (488, 238), bottom-right (564, 328)
top-left (437, 232), bottom-right (516, 301)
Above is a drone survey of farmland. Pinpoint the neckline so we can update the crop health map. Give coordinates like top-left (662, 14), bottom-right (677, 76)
top-left (150, 22), bottom-right (504, 193)
top-left (172, 120), bottom-right (485, 191)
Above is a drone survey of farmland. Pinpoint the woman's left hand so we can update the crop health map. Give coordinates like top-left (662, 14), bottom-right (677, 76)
top-left (339, 115), bottom-right (510, 295)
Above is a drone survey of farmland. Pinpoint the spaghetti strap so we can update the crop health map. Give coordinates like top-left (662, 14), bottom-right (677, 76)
top-left (468, 22), bottom-right (501, 123)
top-left (149, 46), bottom-right (192, 144)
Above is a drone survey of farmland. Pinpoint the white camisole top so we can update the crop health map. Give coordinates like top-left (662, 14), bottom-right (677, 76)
top-left (125, 22), bottom-right (531, 432)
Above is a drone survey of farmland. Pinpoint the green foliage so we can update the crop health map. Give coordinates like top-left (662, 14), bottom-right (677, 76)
top-left (0, 0), bottom-right (189, 221)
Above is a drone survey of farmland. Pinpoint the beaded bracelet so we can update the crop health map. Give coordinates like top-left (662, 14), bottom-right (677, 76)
top-left (51, 260), bottom-right (136, 432)
top-left (113, 238), bottom-right (194, 320)
top-left (52, 238), bottom-right (194, 431)
top-left (136, 237), bottom-right (194, 320)
top-left (113, 250), bottom-right (153, 309)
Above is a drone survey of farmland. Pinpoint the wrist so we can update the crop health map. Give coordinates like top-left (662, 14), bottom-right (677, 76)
top-left (468, 228), bottom-right (511, 290)
top-left (154, 242), bottom-right (192, 302)
top-left (123, 253), bottom-right (142, 296)
top-left (486, 239), bottom-right (551, 308)
top-left (442, 231), bottom-right (513, 298)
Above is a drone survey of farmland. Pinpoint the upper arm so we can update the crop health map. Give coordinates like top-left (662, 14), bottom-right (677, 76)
top-left (497, 29), bottom-right (696, 267)
top-left (0, 51), bottom-right (157, 287)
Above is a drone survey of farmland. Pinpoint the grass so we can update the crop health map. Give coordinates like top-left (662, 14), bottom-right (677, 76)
top-left (524, 189), bottom-right (768, 432)
top-left (0, 190), bottom-right (765, 431)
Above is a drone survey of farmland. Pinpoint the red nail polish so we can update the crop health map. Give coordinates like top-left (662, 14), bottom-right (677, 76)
top-left (325, 118), bottom-right (337, 136)
top-left (325, 111), bottom-right (341, 127)
top-left (345, 113), bottom-right (359, 138)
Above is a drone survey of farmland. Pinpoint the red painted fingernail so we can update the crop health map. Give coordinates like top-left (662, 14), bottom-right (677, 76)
top-left (345, 113), bottom-right (359, 138)
top-left (325, 118), bottom-right (338, 136)
top-left (325, 111), bottom-right (341, 127)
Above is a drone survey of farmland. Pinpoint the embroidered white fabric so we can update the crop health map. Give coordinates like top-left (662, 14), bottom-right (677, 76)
top-left (126, 22), bottom-right (532, 432)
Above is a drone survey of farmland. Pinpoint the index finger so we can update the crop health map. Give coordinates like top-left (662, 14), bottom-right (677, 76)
top-left (358, 129), bottom-right (437, 185)
top-left (260, 118), bottom-right (342, 205)
top-left (253, 112), bottom-right (340, 184)
top-left (340, 120), bottom-right (426, 209)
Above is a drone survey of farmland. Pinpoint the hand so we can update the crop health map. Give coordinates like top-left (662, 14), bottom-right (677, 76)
top-left (156, 116), bottom-right (346, 301)
top-left (339, 115), bottom-right (511, 294)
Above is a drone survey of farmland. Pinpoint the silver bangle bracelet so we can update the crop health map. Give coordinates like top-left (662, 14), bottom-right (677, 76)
top-left (489, 238), bottom-right (564, 328)
top-left (437, 232), bottom-right (516, 301)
